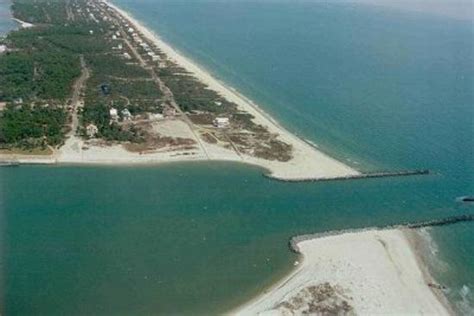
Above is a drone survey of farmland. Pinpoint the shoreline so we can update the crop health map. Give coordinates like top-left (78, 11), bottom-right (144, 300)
top-left (79, 0), bottom-right (360, 181)
top-left (404, 229), bottom-right (456, 314)
top-left (2, 0), bottom-right (361, 181)
top-left (233, 228), bottom-right (454, 315)
top-left (1, 0), bottom-right (361, 181)
top-left (12, 17), bottom-right (33, 28)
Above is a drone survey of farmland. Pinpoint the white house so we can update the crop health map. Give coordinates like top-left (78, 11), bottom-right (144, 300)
top-left (213, 117), bottom-right (230, 128)
top-left (149, 113), bottom-right (164, 120)
top-left (121, 108), bottom-right (132, 121)
top-left (86, 123), bottom-right (98, 138)
top-left (110, 108), bottom-right (119, 122)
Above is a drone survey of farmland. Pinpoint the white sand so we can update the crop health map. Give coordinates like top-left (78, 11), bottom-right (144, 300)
top-left (235, 229), bottom-right (451, 315)
top-left (98, 0), bottom-right (360, 180)
top-left (12, 18), bottom-right (34, 28)
top-left (2, 1), bottom-right (360, 180)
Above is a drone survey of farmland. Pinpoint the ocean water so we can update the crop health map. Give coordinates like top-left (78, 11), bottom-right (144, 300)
top-left (1, 0), bottom-right (473, 314)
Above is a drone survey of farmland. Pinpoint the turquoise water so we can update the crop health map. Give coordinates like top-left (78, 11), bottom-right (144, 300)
top-left (1, 164), bottom-right (472, 314)
top-left (0, 0), bottom-right (14, 35)
top-left (2, 0), bottom-right (473, 314)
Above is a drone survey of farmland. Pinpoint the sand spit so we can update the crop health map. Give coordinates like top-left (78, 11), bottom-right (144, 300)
top-left (96, 0), bottom-right (360, 180)
top-left (12, 18), bottom-right (34, 28)
top-left (234, 229), bottom-right (452, 315)
top-left (2, 0), bottom-right (360, 180)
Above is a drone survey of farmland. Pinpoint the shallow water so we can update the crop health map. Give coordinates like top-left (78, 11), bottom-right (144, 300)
top-left (1, 163), bottom-right (472, 314)
top-left (1, 0), bottom-right (473, 314)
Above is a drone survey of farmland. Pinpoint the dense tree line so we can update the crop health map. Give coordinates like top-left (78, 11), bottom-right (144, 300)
top-left (12, 0), bottom-right (69, 25)
top-left (0, 104), bottom-right (67, 149)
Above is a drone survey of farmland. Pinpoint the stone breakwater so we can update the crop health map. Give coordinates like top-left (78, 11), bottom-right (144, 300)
top-left (265, 169), bottom-right (431, 182)
top-left (288, 214), bottom-right (474, 253)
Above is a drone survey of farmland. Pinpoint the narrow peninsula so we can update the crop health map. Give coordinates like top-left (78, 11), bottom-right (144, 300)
top-left (0, 0), bottom-right (359, 180)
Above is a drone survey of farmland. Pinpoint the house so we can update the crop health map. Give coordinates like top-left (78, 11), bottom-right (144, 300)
top-left (112, 43), bottom-right (123, 51)
top-left (0, 45), bottom-right (7, 54)
top-left (86, 123), bottom-right (98, 138)
top-left (163, 106), bottom-right (176, 117)
top-left (100, 84), bottom-right (111, 95)
top-left (122, 52), bottom-right (132, 60)
top-left (0, 101), bottom-right (7, 111)
top-left (148, 113), bottom-right (164, 120)
top-left (121, 108), bottom-right (132, 121)
top-left (109, 108), bottom-right (119, 122)
top-left (213, 117), bottom-right (230, 128)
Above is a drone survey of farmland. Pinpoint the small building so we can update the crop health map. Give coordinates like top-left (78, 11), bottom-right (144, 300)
top-left (163, 106), bottom-right (176, 117)
top-left (121, 108), bottom-right (132, 121)
top-left (148, 113), bottom-right (164, 120)
top-left (213, 117), bottom-right (230, 128)
top-left (127, 27), bottom-right (135, 33)
top-left (100, 84), bottom-right (111, 95)
top-left (109, 108), bottom-right (119, 122)
top-left (0, 44), bottom-right (7, 54)
top-left (0, 101), bottom-right (7, 111)
top-left (122, 52), bottom-right (132, 60)
top-left (112, 35), bottom-right (117, 40)
top-left (86, 123), bottom-right (99, 138)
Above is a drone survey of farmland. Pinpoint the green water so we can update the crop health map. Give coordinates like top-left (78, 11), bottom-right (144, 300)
top-left (0, 0), bottom-right (14, 35)
top-left (1, 0), bottom-right (473, 314)
top-left (1, 163), bottom-right (472, 314)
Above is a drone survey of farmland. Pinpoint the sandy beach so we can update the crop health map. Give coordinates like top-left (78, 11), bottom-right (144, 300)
top-left (81, 0), bottom-right (360, 181)
top-left (12, 17), bottom-right (34, 28)
top-left (1, 0), bottom-right (360, 181)
top-left (234, 229), bottom-right (452, 315)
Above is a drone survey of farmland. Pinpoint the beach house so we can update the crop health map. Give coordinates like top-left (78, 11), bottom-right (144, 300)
top-left (109, 108), bottom-right (119, 122)
top-left (121, 109), bottom-right (132, 121)
top-left (86, 123), bottom-right (99, 138)
top-left (213, 117), bottom-right (230, 128)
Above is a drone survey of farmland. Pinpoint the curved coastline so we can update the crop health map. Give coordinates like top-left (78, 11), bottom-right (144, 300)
top-left (95, 0), bottom-right (360, 181)
top-left (0, 0), bottom-right (361, 181)
top-left (233, 228), bottom-right (454, 315)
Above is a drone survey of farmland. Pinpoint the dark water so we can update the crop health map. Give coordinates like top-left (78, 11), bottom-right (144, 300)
top-left (1, 0), bottom-right (473, 314)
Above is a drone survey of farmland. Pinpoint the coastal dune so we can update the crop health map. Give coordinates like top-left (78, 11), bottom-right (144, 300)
top-left (234, 229), bottom-right (451, 315)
